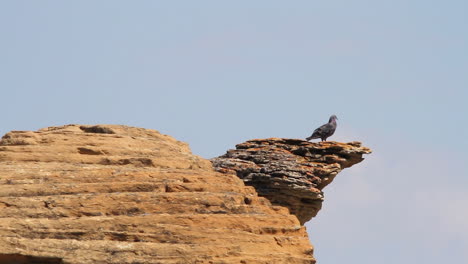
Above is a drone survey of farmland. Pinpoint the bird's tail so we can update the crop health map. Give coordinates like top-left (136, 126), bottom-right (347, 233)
top-left (305, 136), bottom-right (312, 141)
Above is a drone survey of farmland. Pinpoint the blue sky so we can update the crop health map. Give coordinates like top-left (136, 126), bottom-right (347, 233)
top-left (1, 1), bottom-right (467, 263)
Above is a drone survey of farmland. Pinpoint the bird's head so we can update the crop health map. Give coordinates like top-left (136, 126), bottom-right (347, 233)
top-left (329, 115), bottom-right (338, 122)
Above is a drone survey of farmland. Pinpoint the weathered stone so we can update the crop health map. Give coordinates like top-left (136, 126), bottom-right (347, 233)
top-left (212, 138), bottom-right (371, 224)
top-left (0, 125), bottom-right (316, 264)
top-left (0, 125), bottom-right (371, 263)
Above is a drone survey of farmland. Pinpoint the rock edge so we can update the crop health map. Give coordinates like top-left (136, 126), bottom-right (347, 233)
top-left (212, 138), bottom-right (371, 224)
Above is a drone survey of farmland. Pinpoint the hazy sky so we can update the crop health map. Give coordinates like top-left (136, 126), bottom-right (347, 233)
top-left (1, 1), bottom-right (467, 263)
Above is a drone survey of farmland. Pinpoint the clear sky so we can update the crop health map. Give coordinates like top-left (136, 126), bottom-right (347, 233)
top-left (1, 1), bottom-right (467, 263)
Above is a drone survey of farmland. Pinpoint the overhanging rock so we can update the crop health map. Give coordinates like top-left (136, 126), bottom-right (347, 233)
top-left (212, 138), bottom-right (371, 225)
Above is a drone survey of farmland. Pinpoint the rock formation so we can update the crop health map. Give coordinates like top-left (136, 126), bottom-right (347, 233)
top-left (0, 125), bottom-right (370, 264)
top-left (212, 139), bottom-right (371, 225)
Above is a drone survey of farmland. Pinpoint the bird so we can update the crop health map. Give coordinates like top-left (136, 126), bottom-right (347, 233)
top-left (306, 115), bottom-right (338, 142)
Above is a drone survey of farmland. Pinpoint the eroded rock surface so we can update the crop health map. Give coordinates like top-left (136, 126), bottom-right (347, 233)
top-left (212, 138), bottom-right (371, 224)
top-left (0, 125), bottom-right (315, 264)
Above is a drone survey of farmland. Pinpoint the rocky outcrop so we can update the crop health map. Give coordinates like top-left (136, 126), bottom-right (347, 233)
top-left (212, 138), bottom-right (371, 224)
top-left (0, 125), bottom-right (316, 264)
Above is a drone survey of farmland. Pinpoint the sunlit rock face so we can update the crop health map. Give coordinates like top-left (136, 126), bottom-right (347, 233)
top-left (0, 125), bottom-right (317, 264)
top-left (212, 138), bottom-right (371, 225)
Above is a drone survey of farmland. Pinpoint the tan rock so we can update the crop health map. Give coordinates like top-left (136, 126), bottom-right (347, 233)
top-left (0, 125), bottom-right (316, 264)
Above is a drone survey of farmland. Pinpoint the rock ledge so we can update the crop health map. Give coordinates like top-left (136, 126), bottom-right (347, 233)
top-left (212, 138), bottom-right (371, 224)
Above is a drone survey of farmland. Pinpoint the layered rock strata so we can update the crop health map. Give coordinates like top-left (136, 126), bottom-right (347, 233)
top-left (0, 125), bottom-right (315, 264)
top-left (212, 138), bottom-right (371, 224)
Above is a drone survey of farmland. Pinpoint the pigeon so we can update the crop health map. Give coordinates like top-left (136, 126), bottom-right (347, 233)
top-left (306, 115), bottom-right (338, 142)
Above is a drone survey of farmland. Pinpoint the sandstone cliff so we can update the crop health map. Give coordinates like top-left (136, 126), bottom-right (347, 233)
top-left (0, 125), bottom-right (370, 264)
